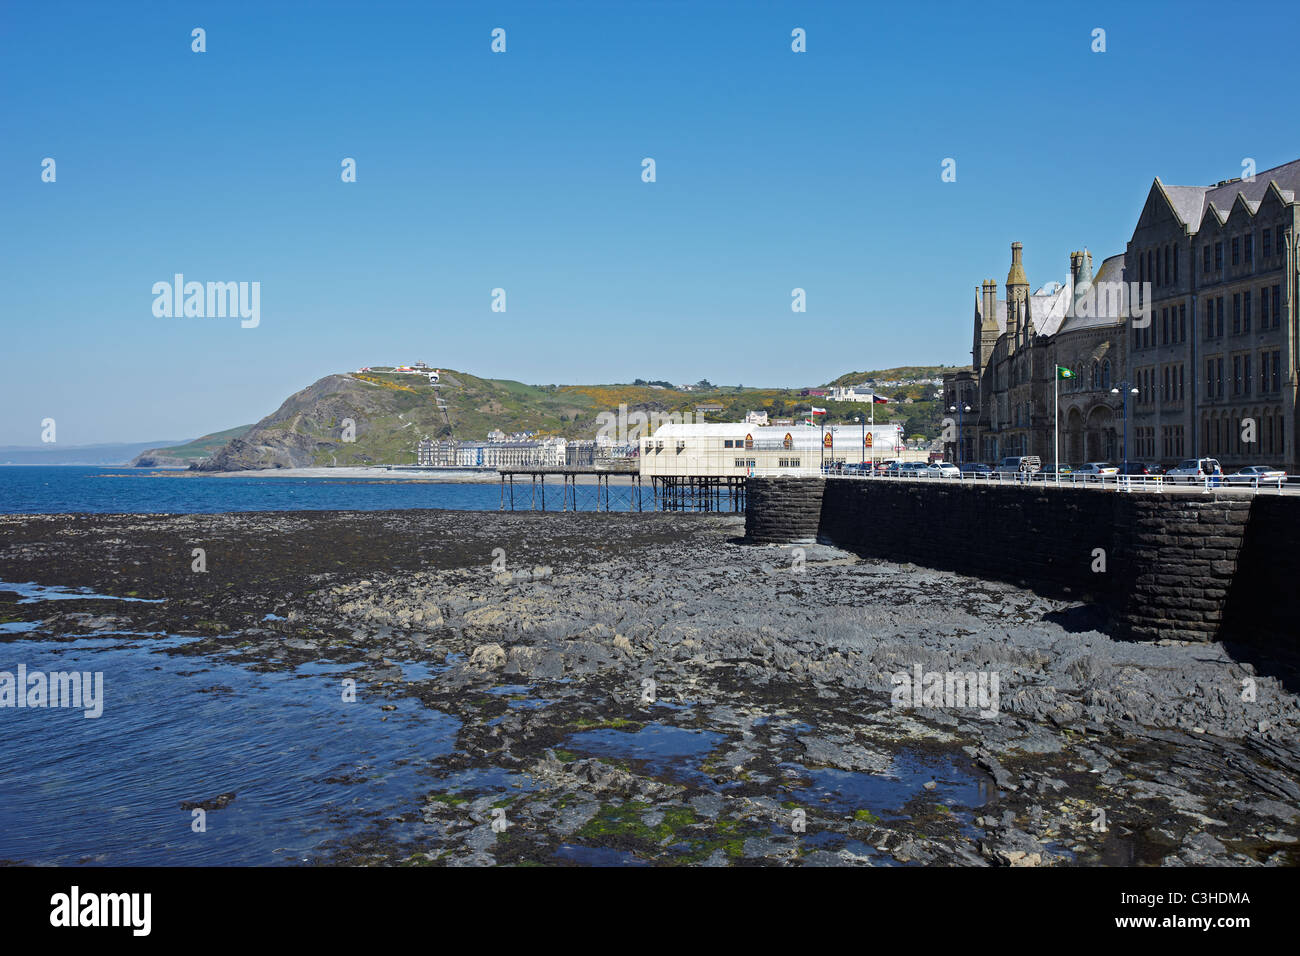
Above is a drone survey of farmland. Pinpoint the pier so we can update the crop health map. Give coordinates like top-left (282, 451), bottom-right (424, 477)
top-left (497, 466), bottom-right (746, 513)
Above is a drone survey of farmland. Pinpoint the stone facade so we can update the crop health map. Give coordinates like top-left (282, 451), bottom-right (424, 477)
top-left (1129, 166), bottom-right (1300, 472)
top-left (946, 242), bottom-right (1130, 466)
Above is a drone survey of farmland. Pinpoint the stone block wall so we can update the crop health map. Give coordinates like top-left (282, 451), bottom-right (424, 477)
top-left (744, 476), bottom-right (826, 544)
top-left (744, 477), bottom-right (1295, 645)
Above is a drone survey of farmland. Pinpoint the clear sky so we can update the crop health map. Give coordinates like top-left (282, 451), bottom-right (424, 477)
top-left (2, 0), bottom-right (1297, 444)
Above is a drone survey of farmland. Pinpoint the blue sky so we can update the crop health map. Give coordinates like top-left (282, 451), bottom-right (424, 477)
top-left (2, 0), bottom-right (1297, 444)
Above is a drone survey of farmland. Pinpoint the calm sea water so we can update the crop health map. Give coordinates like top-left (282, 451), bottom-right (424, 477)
top-left (0, 633), bottom-right (460, 865)
top-left (0, 465), bottom-right (580, 514)
top-left (0, 465), bottom-right (569, 864)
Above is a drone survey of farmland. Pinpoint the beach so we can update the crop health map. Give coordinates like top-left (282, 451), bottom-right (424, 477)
top-left (2, 509), bottom-right (1297, 865)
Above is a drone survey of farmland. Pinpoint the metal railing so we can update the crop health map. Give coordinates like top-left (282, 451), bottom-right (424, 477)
top-left (821, 467), bottom-right (1294, 494)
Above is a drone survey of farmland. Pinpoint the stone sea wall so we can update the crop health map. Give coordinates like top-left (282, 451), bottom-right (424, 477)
top-left (745, 477), bottom-right (1297, 645)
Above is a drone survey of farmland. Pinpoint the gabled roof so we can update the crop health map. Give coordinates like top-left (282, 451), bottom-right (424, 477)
top-left (1160, 184), bottom-right (1210, 227)
top-left (1156, 157), bottom-right (1300, 232)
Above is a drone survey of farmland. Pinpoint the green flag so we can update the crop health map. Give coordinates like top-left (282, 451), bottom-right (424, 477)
top-left (1056, 365), bottom-right (1073, 379)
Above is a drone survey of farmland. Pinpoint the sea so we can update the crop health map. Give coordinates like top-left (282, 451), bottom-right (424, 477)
top-left (0, 465), bottom-right (591, 865)
top-left (0, 465), bottom-right (581, 514)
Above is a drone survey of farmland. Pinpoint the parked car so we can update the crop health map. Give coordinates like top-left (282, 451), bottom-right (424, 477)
top-left (993, 456), bottom-right (1042, 476)
top-left (1223, 465), bottom-right (1287, 486)
top-left (873, 459), bottom-right (900, 474)
top-left (959, 462), bottom-right (993, 478)
top-left (1039, 463), bottom-right (1074, 478)
top-left (1074, 462), bottom-right (1119, 480)
top-left (1117, 461), bottom-right (1151, 476)
top-left (930, 461), bottom-right (960, 478)
top-left (1166, 458), bottom-right (1223, 484)
top-left (899, 462), bottom-right (932, 476)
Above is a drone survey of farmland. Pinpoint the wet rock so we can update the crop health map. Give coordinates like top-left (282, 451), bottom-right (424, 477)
top-left (180, 792), bottom-right (237, 812)
top-left (970, 748), bottom-right (1018, 791)
top-left (468, 643), bottom-right (507, 671)
top-left (979, 827), bottom-right (1048, 867)
top-left (798, 735), bottom-right (892, 774)
top-left (689, 794), bottom-right (724, 820)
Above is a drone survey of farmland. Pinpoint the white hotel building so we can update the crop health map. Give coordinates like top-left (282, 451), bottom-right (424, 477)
top-left (638, 422), bottom-right (905, 478)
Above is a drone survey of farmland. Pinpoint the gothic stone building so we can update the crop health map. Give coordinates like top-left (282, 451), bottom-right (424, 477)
top-left (945, 242), bottom-right (1128, 466)
top-left (946, 158), bottom-right (1300, 472)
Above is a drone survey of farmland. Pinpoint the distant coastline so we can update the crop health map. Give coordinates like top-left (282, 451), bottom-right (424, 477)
top-left (94, 465), bottom-right (504, 483)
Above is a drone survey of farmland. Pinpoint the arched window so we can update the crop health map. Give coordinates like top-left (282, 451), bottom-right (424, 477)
top-left (1103, 361), bottom-right (1111, 389)
top-left (1091, 362), bottom-right (1100, 388)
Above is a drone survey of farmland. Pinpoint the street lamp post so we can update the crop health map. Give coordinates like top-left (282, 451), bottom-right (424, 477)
top-left (855, 416), bottom-right (863, 470)
top-left (948, 403), bottom-right (972, 467)
top-left (1109, 383), bottom-right (1140, 464)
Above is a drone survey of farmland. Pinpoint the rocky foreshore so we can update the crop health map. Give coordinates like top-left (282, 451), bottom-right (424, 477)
top-left (1, 509), bottom-right (1297, 866)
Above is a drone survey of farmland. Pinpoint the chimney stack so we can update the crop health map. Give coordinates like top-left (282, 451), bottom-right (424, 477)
top-left (982, 279), bottom-right (998, 330)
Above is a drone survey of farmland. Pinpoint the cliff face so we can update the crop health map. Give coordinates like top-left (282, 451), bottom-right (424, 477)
top-left (129, 424), bottom-right (255, 469)
top-left (131, 453), bottom-right (193, 468)
top-left (195, 375), bottom-right (427, 471)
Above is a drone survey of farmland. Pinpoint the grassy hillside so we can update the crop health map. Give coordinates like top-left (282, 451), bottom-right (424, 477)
top-left (144, 425), bottom-right (254, 461)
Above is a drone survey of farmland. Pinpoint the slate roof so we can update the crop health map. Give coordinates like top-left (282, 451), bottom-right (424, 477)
top-left (1056, 253), bottom-right (1128, 332)
top-left (1028, 284), bottom-right (1072, 337)
top-left (1161, 185), bottom-right (1211, 227)
top-left (1158, 157), bottom-right (1300, 231)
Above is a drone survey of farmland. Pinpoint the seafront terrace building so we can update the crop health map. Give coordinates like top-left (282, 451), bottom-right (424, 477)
top-left (416, 437), bottom-right (568, 468)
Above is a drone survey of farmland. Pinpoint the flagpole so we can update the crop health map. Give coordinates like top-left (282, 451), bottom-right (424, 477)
top-left (1054, 367), bottom-right (1060, 485)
